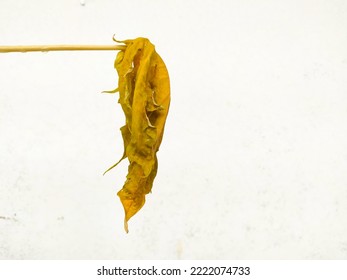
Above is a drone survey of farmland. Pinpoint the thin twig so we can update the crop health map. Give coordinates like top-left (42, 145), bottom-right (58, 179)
top-left (0, 44), bottom-right (126, 53)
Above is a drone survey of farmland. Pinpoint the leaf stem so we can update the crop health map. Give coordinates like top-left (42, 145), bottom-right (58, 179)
top-left (0, 44), bottom-right (125, 53)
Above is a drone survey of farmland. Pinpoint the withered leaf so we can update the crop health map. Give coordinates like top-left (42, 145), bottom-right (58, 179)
top-left (105, 37), bottom-right (170, 232)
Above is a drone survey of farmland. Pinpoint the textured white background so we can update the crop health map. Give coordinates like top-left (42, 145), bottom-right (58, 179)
top-left (0, 0), bottom-right (347, 259)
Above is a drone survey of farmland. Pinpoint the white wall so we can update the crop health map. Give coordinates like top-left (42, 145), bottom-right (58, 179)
top-left (0, 0), bottom-right (347, 259)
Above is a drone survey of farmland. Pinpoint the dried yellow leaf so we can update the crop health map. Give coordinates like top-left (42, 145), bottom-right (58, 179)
top-left (105, 37), bottom-right (170, 232)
